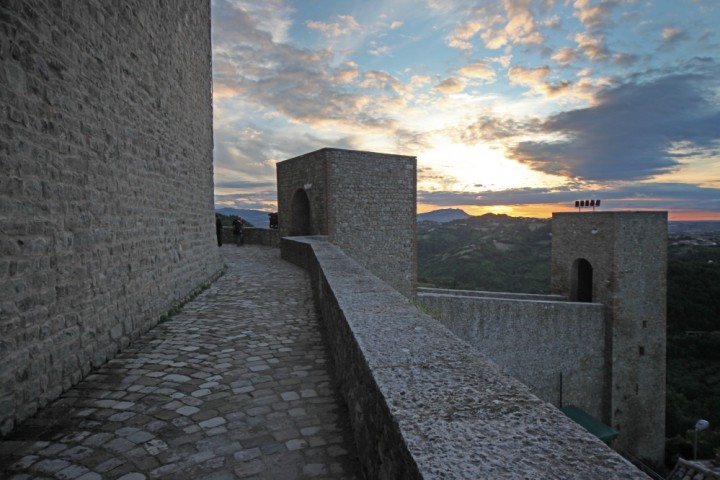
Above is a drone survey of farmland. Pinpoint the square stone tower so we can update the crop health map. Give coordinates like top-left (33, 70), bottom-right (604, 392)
top-left (276, 148), bottom-right (417, 298)
top-left (551, 211), bottom-right (667, 462)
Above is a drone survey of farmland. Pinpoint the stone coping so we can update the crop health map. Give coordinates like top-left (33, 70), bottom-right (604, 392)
top-left (281, 237), bottom-right (647, 479)
top-left (418, 287), bottom-right (565, 302)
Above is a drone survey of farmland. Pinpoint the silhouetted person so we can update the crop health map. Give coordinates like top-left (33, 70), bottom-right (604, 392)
top-left (269, 212), bottom-right (278, 229)
top-left (216, 215), bottom-right (223, 246)
top-left (232, 216), bottom-right (244, 246)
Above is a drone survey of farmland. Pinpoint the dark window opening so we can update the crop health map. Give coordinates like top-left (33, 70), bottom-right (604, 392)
top-left (571, 258), bottom-right (593, 302)
top-left (290, 189), bottom-right (312, 236)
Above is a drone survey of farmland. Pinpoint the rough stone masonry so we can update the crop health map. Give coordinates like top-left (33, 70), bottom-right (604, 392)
top-left (0, 1), bottom-right (222, 434)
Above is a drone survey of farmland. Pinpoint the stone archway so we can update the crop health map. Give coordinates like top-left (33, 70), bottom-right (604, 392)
top-left (571, 258), bottom-right (593, 302)
top-left (290, 188), bottom-right (311, 236)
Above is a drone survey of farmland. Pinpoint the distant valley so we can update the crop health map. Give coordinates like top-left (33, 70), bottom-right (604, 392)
top-left (215, 207), bottom-right (272, 228)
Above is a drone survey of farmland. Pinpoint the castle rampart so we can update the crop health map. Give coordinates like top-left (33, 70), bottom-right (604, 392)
top-left (282, 236), bottom-right (646, 479)
top-left (416, 289), bottom-right (606, 420)
top-left (0, 0), bottom-right (221, 434)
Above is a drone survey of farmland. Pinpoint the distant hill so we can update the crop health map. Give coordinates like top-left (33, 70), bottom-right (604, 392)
top-left (417, 208), bottom-right (471, 223)
top-left (417, 213), bottom-right (552, 293)
top-left (215, 207), bottom-right (271, 228)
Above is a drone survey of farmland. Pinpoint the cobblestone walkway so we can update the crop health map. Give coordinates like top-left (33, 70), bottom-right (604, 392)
top-left (0, 246), bottom-right (361, 480)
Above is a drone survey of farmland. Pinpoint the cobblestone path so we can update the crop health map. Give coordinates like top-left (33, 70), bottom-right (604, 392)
top-left (0, 246), bottom-right (361, 480)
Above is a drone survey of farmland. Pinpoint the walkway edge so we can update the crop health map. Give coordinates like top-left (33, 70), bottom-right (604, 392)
top-left (281, 236), bottom-right (648, 480)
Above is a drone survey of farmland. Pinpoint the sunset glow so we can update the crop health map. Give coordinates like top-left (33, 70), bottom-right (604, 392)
top-left (212, 0), bottom-right (720, 220)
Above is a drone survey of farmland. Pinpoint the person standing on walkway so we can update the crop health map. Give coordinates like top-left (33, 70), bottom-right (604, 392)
top-left (232, 216), bottom-right (244, 246)
top-left (216, 214), bottom-right (223, 246)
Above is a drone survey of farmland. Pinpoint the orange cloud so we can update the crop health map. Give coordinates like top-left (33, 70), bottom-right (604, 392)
top-left (306, 15), bottom-right (360, 37)
top-left (457, 61), bottom-right (497, 83)
top-left (434, 77), bottom-right (469, 95)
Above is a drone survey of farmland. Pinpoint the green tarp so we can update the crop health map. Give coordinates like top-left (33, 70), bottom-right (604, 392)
top-left (561, 405), bottom-right (619, 445)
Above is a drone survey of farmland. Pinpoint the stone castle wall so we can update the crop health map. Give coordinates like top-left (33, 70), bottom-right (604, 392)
top-left (327, 149), bottom-right (417, 298)
top-left (276, 150), bottom-right (330, 238)
top-left (282, 236), bottom-right (646, 479)
top-left (277, 148), bottom-right (417, 297)
top-left (0, 1), bottom-right (221, 435)
top-left (416, 290), bottom-right (606, 420)
top-left (552, 212), bottom-right (667, 462)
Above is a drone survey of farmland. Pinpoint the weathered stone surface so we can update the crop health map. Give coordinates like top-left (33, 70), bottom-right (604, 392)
top-left (283, 236), bottom-right (648, 479)
top-left (552, 212), bottom-right (667, 462)
top-left (0, 246), bottom-right (360, 478)
top-left (416, 290), bottom-right (606, 420)
top-left (0, 1), bottom-right (222, 434)
top-left (277, 148), bottom-right (417, 298)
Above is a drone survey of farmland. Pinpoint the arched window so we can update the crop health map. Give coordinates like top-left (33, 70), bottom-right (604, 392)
top-left (571, 258), bottom-right (593, 302)
top-left (290, 189), bottom-right (311, 236)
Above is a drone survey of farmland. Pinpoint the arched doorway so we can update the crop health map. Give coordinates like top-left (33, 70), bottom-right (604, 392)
top-left (290, 188), bottom-right (311, 236)
top-left (571, 258), bottom-right (593, 302)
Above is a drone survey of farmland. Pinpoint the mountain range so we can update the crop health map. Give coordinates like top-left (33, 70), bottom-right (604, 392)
top-left (215, 207), bottom-right (272, 227)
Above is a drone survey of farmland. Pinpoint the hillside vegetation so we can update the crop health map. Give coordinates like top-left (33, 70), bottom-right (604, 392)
top-left (418, 213), bottom-right (552, 293)
top-left (417, 214), bottom-right (720, 464)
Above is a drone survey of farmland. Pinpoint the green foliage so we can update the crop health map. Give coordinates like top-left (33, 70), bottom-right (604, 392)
top-left (666, 334), bottom-right (720, 463)
top-left (417, 214), bottom-right (552, 293)
top-left (667, 245), bottom-right (720, 333)
top-left (418, 215), bottom-right (720, 464)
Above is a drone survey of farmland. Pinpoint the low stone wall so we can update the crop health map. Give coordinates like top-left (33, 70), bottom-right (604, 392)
top-left (220, 227), bottom-right (279, 247)
top-left (281, 237), bottom-right (645, 479)
top-left (418, 287), bottom-right (565, 302)
top-left (417, 290), bottom-right (606, 420)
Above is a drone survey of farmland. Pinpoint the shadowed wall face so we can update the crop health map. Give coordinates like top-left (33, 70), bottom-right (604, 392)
top-left (0, 1), bottom-right (221, 435)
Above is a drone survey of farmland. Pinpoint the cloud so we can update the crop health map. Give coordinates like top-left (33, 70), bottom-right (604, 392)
top-left (360, 71), bottom-right (410, 96)
top-left (434, 77), bottom-right (469, 94)
top-left (507, 68), bottom-right (720, 181)
top-left (418, 182), bottom-right (720, 212)
top-left (552, 46), bottom-right (580, 66)
top-left (452, 115), bottom-right (541, 144)
top-left (212, 0), bottom-right (410, 141)
top-left (574, 33), bottom-right (609, 61)
top-left (390, 21), bottom-right (403, 29)
top-left (445, 2), bottom-right (544, 51)
top-left (612, 52), bottom-right (638, 66)
top-left (215, 180), bottom-right (276, 190)
top-left (662, 27), bottom-right (688, 44)
top-left (457, 61), bottom-right (497, 83)
top-left (369, 46), bottom-right (390, 56)
top-left (335, 66), bottom-right (360, 83)
top-left (306, 15), bottom-right (361, 37)
top-left (410, 75), bottom-right (433, 88)
top-left (508, 65), bottom-right (551, 85)
top-left (572, 0), bottom-right (620, 32)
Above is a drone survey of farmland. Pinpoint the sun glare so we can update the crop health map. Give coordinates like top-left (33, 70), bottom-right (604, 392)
top-left (418, 140), bottom-right (562, 192)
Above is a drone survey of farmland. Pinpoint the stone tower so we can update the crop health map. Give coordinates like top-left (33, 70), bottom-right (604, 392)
top-left (276, 148), bottom-right (417, 298)
top-left (551, 211), bottom-right (667, 462)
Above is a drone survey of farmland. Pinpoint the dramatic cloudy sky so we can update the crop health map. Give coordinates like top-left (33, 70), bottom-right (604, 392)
top-left (211, 0), bottom-right (720, 219)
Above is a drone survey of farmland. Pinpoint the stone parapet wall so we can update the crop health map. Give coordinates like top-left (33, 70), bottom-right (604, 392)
top-left (0, 1), bottom-right (221, 435)
top-left (281, 237), bottom-right (646, 479)
top-left (417, 290), bottom-right (606, 419)
top-left (418, 287), bottom-right (565, 302)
